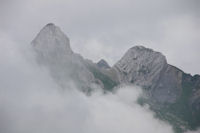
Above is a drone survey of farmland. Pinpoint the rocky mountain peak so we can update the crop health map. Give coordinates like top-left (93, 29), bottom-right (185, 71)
top-left (31, 23), bottom-right (73, 56)
top-left (126, 45), bottom-right (166, 60)
top-left (113, 45), bottom-right (167, 87)
top-left (130, 45), bottom-right (146, 50)
top-left (97, 59), bottom-right (111, 69)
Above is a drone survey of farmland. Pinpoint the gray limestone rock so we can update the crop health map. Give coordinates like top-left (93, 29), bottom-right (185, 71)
top-left (112, 45), bottom-right (199, 104)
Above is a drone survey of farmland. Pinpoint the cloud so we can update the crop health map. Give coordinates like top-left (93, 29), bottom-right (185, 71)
top-left (0, 32), bottom-right (175, 133)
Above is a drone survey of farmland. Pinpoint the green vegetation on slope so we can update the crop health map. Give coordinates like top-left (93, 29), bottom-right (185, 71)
top-left (88, 65), bottom-right (118, 91)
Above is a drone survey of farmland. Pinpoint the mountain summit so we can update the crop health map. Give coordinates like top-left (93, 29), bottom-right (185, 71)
top-left (97, 59), bottom-right (111, 69)
top-left (114, 45), bottom-right (167, 85)
top-left (32, 23), bottom-right (73, 57)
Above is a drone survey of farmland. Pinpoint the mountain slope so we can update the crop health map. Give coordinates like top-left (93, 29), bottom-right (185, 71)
top-left (31, 23), bottom-right (117, 92)
top-left (113, 45), bottom-right (200, 132)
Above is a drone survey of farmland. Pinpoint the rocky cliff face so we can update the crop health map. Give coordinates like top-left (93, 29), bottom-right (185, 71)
top-left (112, 46), bottom-right (199, 104)
top-left (113, 46), bottom-right (167, 85)
top-left (113, 46), bottom-right (181, 103)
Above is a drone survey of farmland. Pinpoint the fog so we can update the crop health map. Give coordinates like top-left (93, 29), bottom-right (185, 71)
top-left (0, 32), bottom-right (176, 133)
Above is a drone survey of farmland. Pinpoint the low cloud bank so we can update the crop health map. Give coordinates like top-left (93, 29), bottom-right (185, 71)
top-left (0, 33), bottom-right (196, 133)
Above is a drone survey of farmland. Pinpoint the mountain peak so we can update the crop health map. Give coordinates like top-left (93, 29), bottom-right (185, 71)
top-left (46, 23), bottom-right (56, 26)
top-left (97, 59), bottom-right (111, 69)
top-left (113, 45), bottom-right (167, 84)
top-left (125, 45), bottom-right (167, 63)
top-left (129, 45), bottom-right (156, 53)
top-left (40, 23), bottom-right (60, 33)
top-left (32, 23), bottom-right (73, 56)
top-left (130, 45), bottom-right (146, 50)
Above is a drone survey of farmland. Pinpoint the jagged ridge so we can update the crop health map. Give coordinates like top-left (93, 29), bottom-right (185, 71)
top-left (31, 23), bottom-right (200, 132)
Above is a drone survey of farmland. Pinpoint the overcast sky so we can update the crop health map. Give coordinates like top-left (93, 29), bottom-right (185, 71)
top-left (0, 0), bottom-right (199, 74)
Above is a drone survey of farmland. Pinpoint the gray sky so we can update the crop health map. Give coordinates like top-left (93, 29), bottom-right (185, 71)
top-left (0, 0), bottom-right (200, 74)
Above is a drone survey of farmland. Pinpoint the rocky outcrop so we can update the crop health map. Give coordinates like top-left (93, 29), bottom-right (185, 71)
top-left (113, 46), bottom-right (167, 85)
top-left (113, 46), bottom-right (178, 103)
top-left (113, 45), bottom-right (200, 105)
top-left (32, 23), bottom-right (73, 56)
top-left (97, 59), bottom-right (111, 69)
